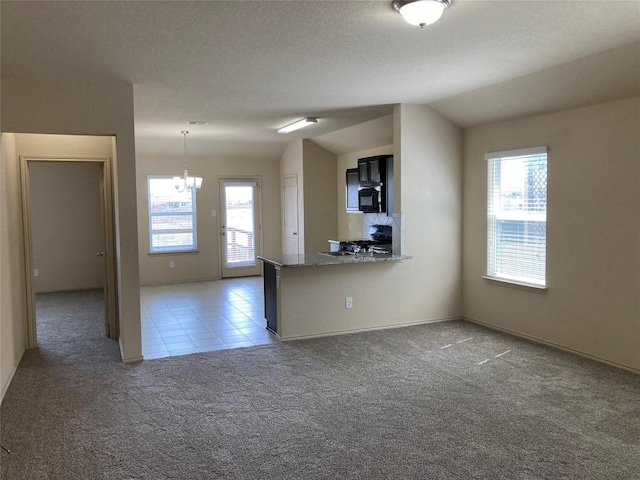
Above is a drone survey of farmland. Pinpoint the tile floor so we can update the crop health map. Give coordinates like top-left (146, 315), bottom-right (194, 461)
top-left (140, 276), bottom-right (276, 359)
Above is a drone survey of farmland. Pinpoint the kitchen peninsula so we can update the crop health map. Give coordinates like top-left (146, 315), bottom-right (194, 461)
top-left (258, 252), bottom-right (411, 340)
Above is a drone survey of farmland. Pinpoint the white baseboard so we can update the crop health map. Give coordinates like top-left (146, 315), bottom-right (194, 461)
top-left (123, 355), bottom-right (144, 363)
top-left (139, 277), bottom-right (221, 287)
top-left (1, 348), bottom-right (25, 405)
top-left (279, 316), bottom-right (460, 342)
top-left (463, 316), bottom-right (640, 376)
top-left (119, 338), bottom-right (143, 363)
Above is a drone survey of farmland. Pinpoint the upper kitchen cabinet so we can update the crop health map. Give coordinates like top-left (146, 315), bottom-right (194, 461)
top-left (358, 155), bottom-right (390, 186)
top-left (346, 168), bottom-right (360, 212)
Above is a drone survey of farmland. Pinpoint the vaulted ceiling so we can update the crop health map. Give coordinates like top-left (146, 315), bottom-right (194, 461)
top-left (2, 1), bottom-right (639, 158)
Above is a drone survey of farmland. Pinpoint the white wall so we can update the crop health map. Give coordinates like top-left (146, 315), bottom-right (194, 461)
top-left (462, 97), bottom-right (640, 372)
top-left (1, 76), bottom-right (142, 364)
top-left (302, 140), bottom-right (338, 253)
top-left (136, 154), bottom-right (281, 284)
top-left (280, 140), bottom-right (304, 254)
top-left (29, 161), bottom-right (104, 292)
top-left (337, 145), bottom-right (393, 240)
top-left (0, 134), bottom-right (26, 401)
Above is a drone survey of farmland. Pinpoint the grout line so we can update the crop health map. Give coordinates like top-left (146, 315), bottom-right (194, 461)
top-left (440, 344), bottom-right (453, 349)
top-left (478, 359), bottom-right (490, 365)
top-left (456, 337), bottom-right (473, 344)
top-left (495, 350), bottom-right (511, 358)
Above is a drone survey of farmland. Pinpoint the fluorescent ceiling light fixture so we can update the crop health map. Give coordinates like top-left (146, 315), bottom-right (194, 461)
top-left (277, 117), bottom-right (317, 134)
top-left (173, 130), bottom-right (203, 193)
top-left (392, 0), bottom-right (451, 28)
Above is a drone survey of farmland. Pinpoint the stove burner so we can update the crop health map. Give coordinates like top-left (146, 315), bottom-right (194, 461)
top-left (338, 224), bottom-right (393, 254)
top-left (340, 240), bottom-right (391, 254)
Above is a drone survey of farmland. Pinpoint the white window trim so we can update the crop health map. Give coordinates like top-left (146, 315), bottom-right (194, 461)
top-left (483, 276), bottom-right (548, 293)
top-left (485, 146), bottom-right (548, 161)
top-left (486, 146), bottom-right (548, 290)
top-left (147, 175), bottom-right (198, 254)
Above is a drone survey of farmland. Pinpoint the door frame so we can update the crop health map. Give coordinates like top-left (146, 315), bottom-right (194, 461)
top-left (218, 176), bottom-right (263, 278)
top-left (19, 155), bottom-right (119, 348)
top-left (282, 173), bottom-right (299, 256)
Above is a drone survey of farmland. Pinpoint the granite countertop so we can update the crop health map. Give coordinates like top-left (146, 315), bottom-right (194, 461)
top-left (258, 252), bottom-right (411, 268)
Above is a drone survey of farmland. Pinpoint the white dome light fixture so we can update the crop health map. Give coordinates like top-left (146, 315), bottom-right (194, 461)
top-left (392, 0), bottom-right (452, 28)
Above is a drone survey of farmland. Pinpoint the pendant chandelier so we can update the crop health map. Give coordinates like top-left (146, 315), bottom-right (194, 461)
top-left (173, 130), bottom-right (203, 193)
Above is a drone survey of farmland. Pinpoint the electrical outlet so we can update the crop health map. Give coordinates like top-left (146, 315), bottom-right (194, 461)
top-left (169, 261), bottom-right (175, 269)
top-left (345, 297), bottom-right (353, 309)
top-left (34, 269), bottom-right (39, 277)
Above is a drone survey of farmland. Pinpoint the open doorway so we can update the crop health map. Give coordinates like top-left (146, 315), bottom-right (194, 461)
top-left (20, 154), bottom-right (118, 349)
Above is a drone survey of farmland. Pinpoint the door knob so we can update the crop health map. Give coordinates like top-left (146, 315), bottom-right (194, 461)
top-left (96, 252), bottom-right (105, 257)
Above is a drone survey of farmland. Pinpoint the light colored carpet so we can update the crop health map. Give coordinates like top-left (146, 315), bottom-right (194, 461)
top-left (1, 290), bottom-right (639, 479)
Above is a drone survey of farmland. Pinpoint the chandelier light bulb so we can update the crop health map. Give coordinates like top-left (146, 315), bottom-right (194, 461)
top-left (174, 130), bottom-right (203, 193)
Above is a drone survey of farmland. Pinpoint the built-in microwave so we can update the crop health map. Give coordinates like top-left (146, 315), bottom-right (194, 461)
top-left (358, 186), bottom-right (382, 213)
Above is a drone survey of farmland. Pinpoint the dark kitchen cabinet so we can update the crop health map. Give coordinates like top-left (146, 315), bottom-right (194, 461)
top-left (386, 157), bottom-right (394, 216)
top-left (358, 155), bottom-right (389, 186)
top-left (348, 155), bottom-right (394, 215)
top-left (346, 168), bottom-right (359, 212)
top-left (263, 262), bottom-right (278, 334)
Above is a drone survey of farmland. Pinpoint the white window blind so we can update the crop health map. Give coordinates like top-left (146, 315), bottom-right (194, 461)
top-left (486, 147), bottom-right (548, 286)
top-left (148, 176), bottom-right (197, 253)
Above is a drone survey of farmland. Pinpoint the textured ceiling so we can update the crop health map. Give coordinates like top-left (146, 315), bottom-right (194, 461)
top-left (2, 0), bottom-right (639, 159)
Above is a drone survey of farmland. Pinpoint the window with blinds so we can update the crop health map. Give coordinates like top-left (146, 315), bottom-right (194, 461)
top-left (148, 176), bottom-right (197, 253)
top-left (486, 147), bottom-right (548, 287)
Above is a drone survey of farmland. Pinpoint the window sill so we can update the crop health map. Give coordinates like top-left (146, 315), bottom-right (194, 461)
top-left (483, 276), bottom-right (547, 294)
top-left (148, 250), bottom-right (199, 256)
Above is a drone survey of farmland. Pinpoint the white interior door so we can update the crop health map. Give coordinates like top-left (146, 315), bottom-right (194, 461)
top-left (220, 179), bottom-right (261, 278)
top-left (283, 174), bottom-right (299, 257)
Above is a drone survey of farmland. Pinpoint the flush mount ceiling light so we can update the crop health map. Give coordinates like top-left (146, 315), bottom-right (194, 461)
top-left (277, 117), bottom-right (318, 134)
top-left (173, 130), bottom-right (203, 193)
top-left (392, 0), bottom-right (452, 28)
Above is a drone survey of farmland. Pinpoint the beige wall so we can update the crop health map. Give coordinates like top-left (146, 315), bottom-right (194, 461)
top-left (302, 140), bottom-right (338, 253)
top-left (1, 76), bottom-right (141, 364)
top-left (275, 104), bottom-right (462, 336)
top-left (29, 161), bottom-right (104, 292)
top-left (136, 154), bottom-right (281, 284)
top-left (337, 145), bottom-right (393, 240)
top-left (0, 134), bottom-right (26, 401)
top-left (279, 140), bottom-right (304, 254)
top-left (462, 97), bottom-right (640, 372)
top-left (394, 104), bottom-right (463, 318)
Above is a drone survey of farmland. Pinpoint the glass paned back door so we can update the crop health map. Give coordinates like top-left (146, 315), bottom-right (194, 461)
top-left (220, 180), bottom-right (261, 277)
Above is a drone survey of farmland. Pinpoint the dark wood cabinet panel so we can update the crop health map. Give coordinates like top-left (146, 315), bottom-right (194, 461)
top-left (346, 168), bottom-right (359, 212)
top-left (358, 161), bottom-right (368, 183)
top-left (264, 262), bottom-right (278, 334)
top-left (357, 155), bottom-right (388, 186)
